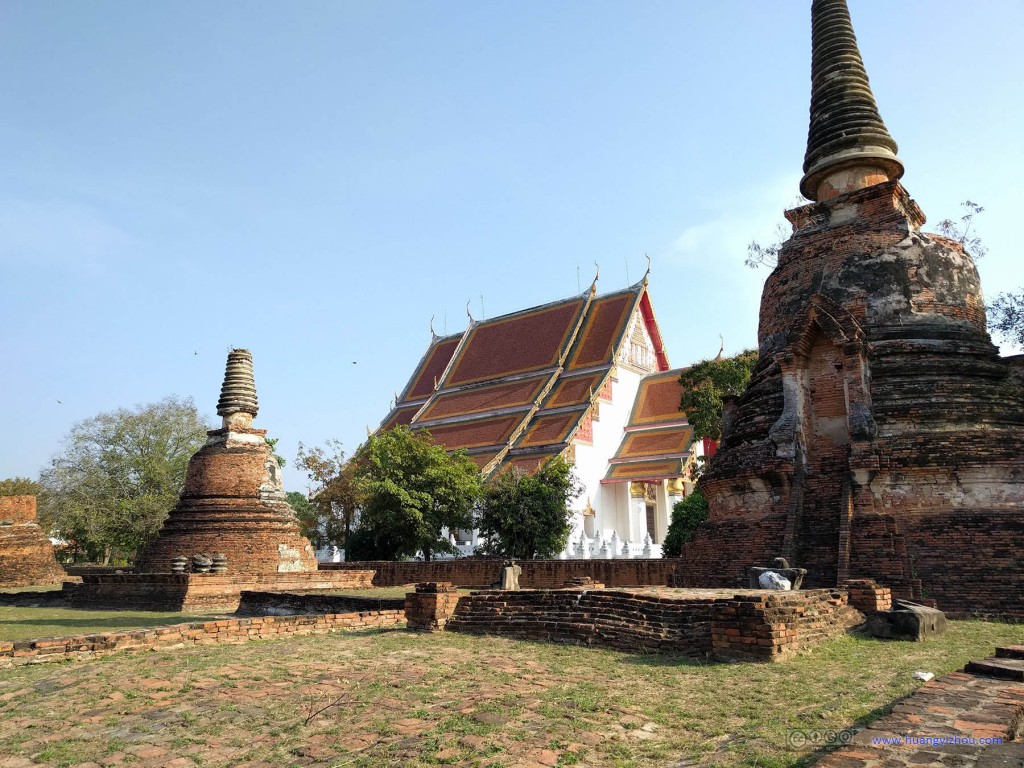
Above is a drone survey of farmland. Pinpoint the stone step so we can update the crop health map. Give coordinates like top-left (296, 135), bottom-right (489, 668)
top-left (965, 657), bottom-right (1024, 681)
top-left (995, 645), bottom-right (1024, 660)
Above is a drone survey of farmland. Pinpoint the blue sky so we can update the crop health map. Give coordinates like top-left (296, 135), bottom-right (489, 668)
top-left (3, 1), bottom-right (1022, 493)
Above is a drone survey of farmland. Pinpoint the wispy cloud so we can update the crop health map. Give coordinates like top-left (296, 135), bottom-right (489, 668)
top-left (0, 199), bottom-right (134, 268)
top-left (667, 172), bottom-right (803, 264)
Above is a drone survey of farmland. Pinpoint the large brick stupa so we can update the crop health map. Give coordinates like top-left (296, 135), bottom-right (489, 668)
top-left (136, 349), bottom-right (318, 576)
top-left (678, 0), bottom-right (1024, 619)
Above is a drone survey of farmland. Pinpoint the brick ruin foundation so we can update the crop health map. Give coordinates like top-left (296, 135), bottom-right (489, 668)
top-left (64, 570), bottom-right (375, 613)
top-left (676, 0), bottom-right (1024, 620)
top-left (409, 583), bottom-right (865, 662)
top-left (324, 558), bottom-right (675, 589)
top-left (0, 496), bottom-right (65, 587)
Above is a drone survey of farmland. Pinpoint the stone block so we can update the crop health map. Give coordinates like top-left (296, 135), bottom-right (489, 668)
top-left (866, 600), bottom-right (946, 641)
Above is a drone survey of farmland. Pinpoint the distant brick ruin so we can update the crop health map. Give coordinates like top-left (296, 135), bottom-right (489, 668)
top-left (0, 496), bottom-right (65, 587)
top-left (136, 349), bottom-right (319, 576)
top-left (677, 0), bottom-right (1024, 620)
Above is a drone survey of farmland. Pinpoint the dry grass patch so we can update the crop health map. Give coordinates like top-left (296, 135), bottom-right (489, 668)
top-left (0, 620), bottom-right (1020, 767)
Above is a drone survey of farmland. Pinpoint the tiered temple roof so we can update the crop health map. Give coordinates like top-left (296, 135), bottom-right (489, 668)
top-left (604, 369), bottom-right (694, 483)
top-left (379, 280), bottom-right (670, 476)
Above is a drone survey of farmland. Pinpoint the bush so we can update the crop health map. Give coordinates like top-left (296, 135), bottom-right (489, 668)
top-left (662, 490), bottom-right (709, 558)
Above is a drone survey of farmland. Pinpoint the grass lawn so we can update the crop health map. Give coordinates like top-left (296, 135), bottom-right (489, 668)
top-left (0, 607), bottom-right (224, 642)
top-left (0, 619), bottom-right (1020, 767)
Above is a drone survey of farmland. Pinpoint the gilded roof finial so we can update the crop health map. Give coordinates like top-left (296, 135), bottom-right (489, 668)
top-left (589, 262), bottom-right (600, 295)
top-left (643, 253), bottom-right (651, 285)
top-left (800, 0), bottom-right (904, 201)
top-left (466, 300), bottom-right (474, 323)
top-left (216, 348), bottom-right (258, 429)
top-left (714, 335), bottom-right (725, 362)
top-left (429, 314), bottom-right (437, 339)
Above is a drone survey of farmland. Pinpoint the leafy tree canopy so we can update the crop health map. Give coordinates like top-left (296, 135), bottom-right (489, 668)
top-left (476, 456), bottom-right (583, 560)
top-left (0, 477), bottom-right (42, 497)
top-left (989, 290), bottom-right (1024, 349)
top-left (38, 396), bottom-right (210, 564)
top-left (662, 490), bottom-right (709, 558)
top-left (294, 439), bottom-right (360, 550)
top-left (678, 349), bottom-right (758, 442)
top-left (348, 426), bottom-right (482, 562)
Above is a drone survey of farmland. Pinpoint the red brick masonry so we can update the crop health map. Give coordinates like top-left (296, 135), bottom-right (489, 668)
top-left (324, 559), bottom-right (676, 588)
top-left (66, 570), bottom-right (375, 612)
top-left (441, 586), bottom-right (863, 661)
top-left (0, 496), bottom-right (65, 587)
top-left (0, 610), bottom-right (404, 669)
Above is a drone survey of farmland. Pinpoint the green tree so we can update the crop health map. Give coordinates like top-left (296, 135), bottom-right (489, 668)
top-left (348, 426), bottom-right (482, 562)
top-left (0, 477), bottom-right (43, 496)
top-left (476, 456), bottom-right (583, 560)
top-left (679, 349), bottom-right (758, 442)
top-left (285, 490), bottom-right (315, 541)
top-left (989, 290), bottom-right (1024, 348)
top-left (38, 397), bottom-right (210, 564)
top-left (295, 440), bottom-right (361, 550)
top-left (662, 490), bottom-right (709, 558)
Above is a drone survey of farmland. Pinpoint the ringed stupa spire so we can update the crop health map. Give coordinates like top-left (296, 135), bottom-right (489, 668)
top-left (800, 0), bottom-right (904, 201)
top-left (216, 348), bottom-right (259, 429)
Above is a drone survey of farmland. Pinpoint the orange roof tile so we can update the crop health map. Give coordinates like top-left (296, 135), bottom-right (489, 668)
top-left (380, 404), bottom-right (421, 431)
top-left (629, 369), bottom-right (687, 425)
top-left (419, 414), bottom-right (522, 451)
top-left (417, 374), bottom-right (548, 422)
top-left (567, 291), bottom-right (637, 369)
top-left (544, 372), bottom-right (605, 408)
top-left (446, 298), bottom-right (585, 386)
top-left (616, 426), bottom-right (694, 459)
top-left (404, 336), bottom-right (461, 401)
top-left (503, 452), bottom-right (562, 474)
top-left (603, 459), bottom-right (684, 482)
top-left (517, 410), bottom-right (583, 448)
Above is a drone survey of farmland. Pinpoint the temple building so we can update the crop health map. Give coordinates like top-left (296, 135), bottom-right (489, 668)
top-left (678, 0), bottom-right (1024, 619)
top-left (377, 276), bottom-right (704, 558)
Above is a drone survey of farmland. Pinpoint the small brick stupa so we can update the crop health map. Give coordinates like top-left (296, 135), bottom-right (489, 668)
top-left (136, 349), bottom-right (318, 576)
top-left (0, 496), bottom-right (65, 587)
top-left (678, 0), bottom-right (1024, 619)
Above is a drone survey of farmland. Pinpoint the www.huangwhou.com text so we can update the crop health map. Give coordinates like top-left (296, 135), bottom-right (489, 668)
top-left (871, 735), bottom-right (1004, 747)
top-left (786, 729), bottom-right (1004, 749)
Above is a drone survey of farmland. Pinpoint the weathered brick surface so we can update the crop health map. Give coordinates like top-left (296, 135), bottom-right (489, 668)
top-left (683, 182), bottom-right (1024, 619)
top-left (842, 579), bottom-right (892, 614)
top-left (324, 558), bottom-right (676, 588)
top-left (710, 589), bottom-right (864, 662)
top-left (445, 587), bottom-right (861, 660)
top-left (0, 609), bottom-right (404, 669)
top-left (136, 429), bottom-right (319, 576)
top-left (405, 582), bottom-right (462, 631)
top-left (236, 590), bottom-right (404, 616)
top-left (447, 588), bottom-right (716, 656)
top-left (0, 496), bottom-right (65, 587)
top-left (66, 570), bottom-right (375, 612)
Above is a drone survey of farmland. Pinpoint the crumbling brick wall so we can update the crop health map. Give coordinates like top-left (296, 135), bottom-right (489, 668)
top-left (0, 496), bottom-right (65, 587)
top-left (323, 558), bottom-right (676, 588)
